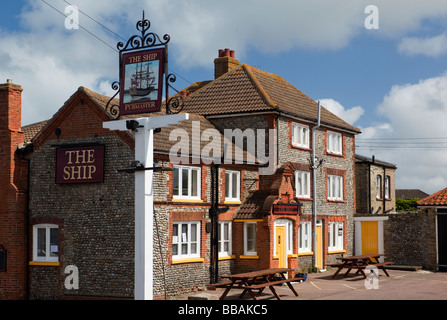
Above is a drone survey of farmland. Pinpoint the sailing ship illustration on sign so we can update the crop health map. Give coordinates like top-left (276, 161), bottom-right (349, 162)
top-left (123, 61), bottom-right (159, 103)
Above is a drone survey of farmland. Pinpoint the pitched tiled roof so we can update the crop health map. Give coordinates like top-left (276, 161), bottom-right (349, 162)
top-left (22, 120), bottom-right (48, 143)
top-left (182, 64), bottom-right (361, 134)
top-left (396, 189), bottom-right (429, 200)
top-left (417, 187), bottom-right (447, 206)
top-left (234, 189), bottom-right (274, 220)
top-left (234, 162), bottom-right (297, 219)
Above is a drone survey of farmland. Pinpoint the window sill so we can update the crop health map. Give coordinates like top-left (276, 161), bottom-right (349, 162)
top-left (219, 255), bottom-right (236, 261)
top-left (274, 254), bottom-right (297, 259)
top-left (298, 252), bottom-right (313, 256)
top-left (172, 199), bottom-right (203, 203)
top-left (291, 145), bottom-right (311, 152)
top-left (171, 257), bottom-right (204, 265)
top-left (326, 152), bottom-right (345, 158)
top-left (29, 261), bottom-right (60, 266)
top-left (224, 200), bottom-right (241, 204)
top-left (239, 255), bottom-right (259, 260)
top-left (328, 250), bottom-right (346, 254)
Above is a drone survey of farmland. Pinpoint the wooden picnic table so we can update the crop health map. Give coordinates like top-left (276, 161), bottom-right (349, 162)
top-left (207, 268), bottom-right (303, 300)
top-left (329, 253), bottom-right (394, 279)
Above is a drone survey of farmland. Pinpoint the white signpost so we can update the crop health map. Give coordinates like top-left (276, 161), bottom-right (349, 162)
top-left (104, 113), bottom-right (189, 300)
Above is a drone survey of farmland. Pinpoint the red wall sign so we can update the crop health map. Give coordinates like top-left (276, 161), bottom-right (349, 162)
top-left (120, 48), bottom-right (165, 115)
top-left (56, 146), bottom-right (105, 184)
top-left (272, 203), bottom-right (301, 215)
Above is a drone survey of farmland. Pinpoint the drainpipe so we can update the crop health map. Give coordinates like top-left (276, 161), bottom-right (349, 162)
top-left (383, 165), bottom-right (386, 214)
top-left (312, 101), bottom-right (321, 269)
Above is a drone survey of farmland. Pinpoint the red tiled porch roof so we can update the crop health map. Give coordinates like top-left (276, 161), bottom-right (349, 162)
top-left (417, 187), bottom-right (447, 206)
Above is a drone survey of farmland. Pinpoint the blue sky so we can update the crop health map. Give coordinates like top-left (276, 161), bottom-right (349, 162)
top-left (1, 1), bottom-right (447, 195)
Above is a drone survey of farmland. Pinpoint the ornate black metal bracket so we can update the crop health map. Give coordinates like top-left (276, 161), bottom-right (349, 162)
top-left (105, 11), bottom-right (184, 117)
top-left (165, 73), bottom-right (185, 114)
top-left (105, 81), bottom-right (120, 119)
top-left (117, 11), bottom-right (170, 52)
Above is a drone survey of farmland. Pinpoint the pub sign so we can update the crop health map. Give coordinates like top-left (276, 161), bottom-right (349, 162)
top-left (56, 145), bottom-right (105, 184)
top-left (272, 203), bottom-right (301, 215)
top-left (119, 48), bottom-right (165, 115)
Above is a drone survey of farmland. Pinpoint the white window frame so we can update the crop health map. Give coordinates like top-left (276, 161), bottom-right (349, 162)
top-left (218, 221), bottom-right (232, 257)
top-left (328, 175), bottom-right (344, 201)
top-left (327, 131), bottom-right (342, 155)
top-left (328, 221), bottom-right (344, 252)
top-left (172, 221), bottom-right (201, 260)
top-left (243, 222), bottom-right (257, 256)
top-left (385, 175), bottom-right (390, 199)
top-left (292, 122), bottom-right (310, 148)
top-left (298, 221), bottom-right (312, 253)
top-left (225, 170), bottom-right (240, 201)
top-left (295, 170), bottom-right (311, 198)
top-left (173, 165), bottom-right (201, 200)
top-left (33, 224), bottom-right (59, 262)
top-left (376, 175), bottom-right (382, 199)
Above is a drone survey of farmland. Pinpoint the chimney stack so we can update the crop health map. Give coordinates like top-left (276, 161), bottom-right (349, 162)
top-left (214, 48), bottom-right (239, 79)
top-left (0, 80), bottom-right (23, 132)
top-left (0, 79), bottom-right (27, 299)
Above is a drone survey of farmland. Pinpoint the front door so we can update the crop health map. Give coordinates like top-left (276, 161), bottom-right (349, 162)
top-left (316, 220), bottom-right (323, 269)
top-left (276, 226), bottom-right (286, 268)
top-left (361, 221), bottom-right (379, 254)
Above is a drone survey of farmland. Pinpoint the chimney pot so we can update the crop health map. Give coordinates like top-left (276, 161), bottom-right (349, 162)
top-left (6, 79), bottom-right (12, 83)
top-left (214, 48), bottom-right (239, 79)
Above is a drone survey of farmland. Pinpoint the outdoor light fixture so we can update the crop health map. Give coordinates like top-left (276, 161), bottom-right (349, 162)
top-left (126, 120), bottom-right (142, 131)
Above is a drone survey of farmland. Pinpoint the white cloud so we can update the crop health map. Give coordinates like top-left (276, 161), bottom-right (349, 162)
top-left (3, 0), bottom-right (447, 126)
top-left (319, 98), bottom-right (365, 125)
top-left (398, 33), bottom-right (447, 57)
top-left (357, 73), bottom-right (447, 194)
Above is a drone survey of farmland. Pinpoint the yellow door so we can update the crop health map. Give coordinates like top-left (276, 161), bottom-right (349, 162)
top-left (276, 226), bottom-right (286, 268)
top-left (316, 224), bottom-right (322, 269)
top-left (361, 221), bottom-right (379, 254)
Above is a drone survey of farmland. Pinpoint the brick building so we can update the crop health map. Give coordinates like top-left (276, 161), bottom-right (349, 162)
top-left (353, 154), bottom-right (397, 259)
top-left (355, 154), bottom-right (397, 215)
top-left (2, 48), bottom-right (361, 299)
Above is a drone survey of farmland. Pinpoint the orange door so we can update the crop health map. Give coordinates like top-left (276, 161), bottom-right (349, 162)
top-left (361, 221), bottom-right (379, 254)
top-left (276, 226), bottom-right (286, 268)
top-left (316, 224), bottom-right (323, 269)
